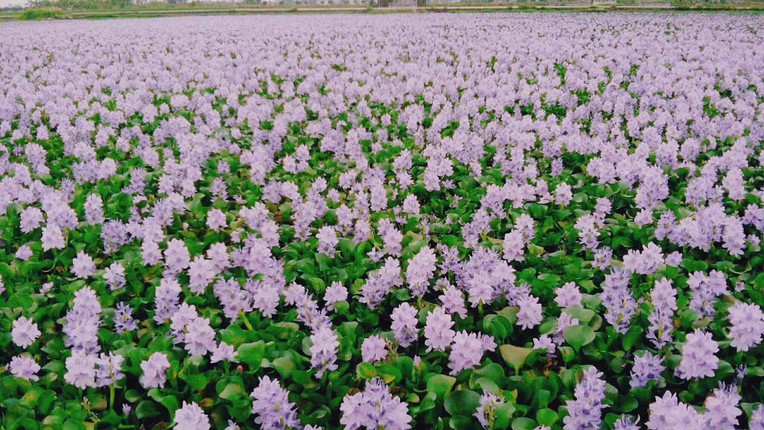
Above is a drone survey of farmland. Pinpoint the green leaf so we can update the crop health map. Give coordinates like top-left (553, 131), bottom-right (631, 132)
top-left (237, 341), bottom-right (266, 370)
top-left (536, 408), bottom-right (558, 426)
top-left (499, 345), bottom-right (533, 373)
top-left (272, 355), bottom-right (296, 378)
top-left (219, 382), bottom-right (247, 401)
top-left (511, 417), bottom-right (538, 430)
top-left (444, 390), bottom-right (481, 416)
top-left (494, 403), bottom-right (516, 429)
top-left (268, 322), bottom-right (300, 340)
top-left (356, 362), bottom-right (377, 380)
top-left (426, 374), bottom-right (456, 400)
top-left (564, 325), bottom-right (596, 351)
top-left (135, 401), bottom-right (160, 419)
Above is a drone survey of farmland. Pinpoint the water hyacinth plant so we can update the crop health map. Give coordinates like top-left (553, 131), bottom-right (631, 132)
top-left (0, 12), bottom-right (763, 430)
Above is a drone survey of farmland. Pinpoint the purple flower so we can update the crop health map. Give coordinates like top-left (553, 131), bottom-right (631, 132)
top-left (41, 225), bottom-right (65, 251)
top-left (9, 355), bottom-right (40, 381)
top-left (646, 392), bottom-right (702, 429)
top-left (391, 302), bottom-right (419, 347)
top-left (563, 367), bottom-right (607, 430)
top-left (11, 316), bottom-right (40, 349)
top-left (676, 329), bottom-right (719, 380)
top-left (647, 278), bottom-right (677, 348)
top-left (703, 384), bottom-right (741, 429)
top-left (211, 342), bottom-right (236, 363)
top-left (310, 326), bottom-right (339, 378)
top-left (475, 390), bottom-right (505, 429)
top-left (439, 284), bottom-right (467, 318)
top-left (250, 376), bottom-right (300, 430)
top-left (64, 350), bottom-right (97, 389)
top-left (424, 307), bottom-right (454, 352)
top-left (630, 351), bottom-right (665, 389)
top-left (140, 352), bottom-right (171, 389)
top-left (727, 302), bottom-right (764, 352)
top-left (517, 295), bottom-right (543, 330)
top-left (406, 246), bottom-right (437, 298)
top-left (164, 238), bottom-right (190, 274)
top-left (114, 302), bottom-right (137, 334)
top-left (555, 282), bottom-right (582, 308)
top-left (361, 335), bottom-right (388, 363)
top-left (206, 208), bottom-right (227, 231)
top-left (340, 379), bottom-right (411, 430)
top-left (449, 331), bottom-right (495, 375)
top-left (104, 262), bottom-right (126, 290)
top-left (317, 225), bottom-right (338, 257)
top-left (174, 401), bottom-right (210, 430)
top-left (324, 281), bottom-right (348, 311)
top-left (600, 269), bottom-right (636, 335)
top-left (95, 352), bottom-right (125, 387)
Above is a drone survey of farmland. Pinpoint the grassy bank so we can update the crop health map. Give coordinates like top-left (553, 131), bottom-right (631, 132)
top-left (5, 2), bottom-right (764, 20)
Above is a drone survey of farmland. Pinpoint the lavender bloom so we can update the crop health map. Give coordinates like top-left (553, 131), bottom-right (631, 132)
top-left (647, 278), bottom-right (677, 348)
top-left (251, 376), bottom-right (300, 430)
top-left (424, 307), bottom-right (455, 352)
top-left (317, 225), bottom-right (338, 257)
top-left (62, 286), bottom-right (102, 353)
top-left (71, 251), bottom-right (96, 279)
top-left (622, 243), bottom-right (664, 275)
top-left (475, 390), bottom-right (505, 429)
top-left (11, 316), bottom-right (41, 349)
top-left (449, 331), bottom-right (495, 375)
top-left (703, 384), bottom-right (741, 429)
top-left (676, 329), bottom-right (719, 380)
top-left (517, 295), bottom-right (543, 330)
top-left (188, 256), bottom-right (216, 294)
top-left (41, 225), bottom-right (66, 251)
top-left (95, 352), bottom-right (125, 387)
top-left (174, 401), bottom-right (210, 430)
top-left (206, 208), bottom-right (227, 231)
top-left (140, 352), bottom-right (171, 389)
top-left (64, 350), bottom-right (97, 389)
top-left (406, 246), bottom-right (437, 298)
top-left (164, 238), bottom-right (191, 274)
top-left (555, 282), bottom-right (582, 308)
top-left (391, 302), bottom-right (419, 347)
top-left (154, 277), bottom-right (182, 323)
top-left (750, 406), bottom-right (764, 430)
top-left (361, 335), bottom-right (388, 363)
top-left (324, 281), bottom-right (348, 311)
top-left (183, 316), bottom-right (217, 356)
top-left (114, 302), bottom-right (137, 334)
top-left (614, 416), bottom-right (640, 430)
top-left (310, 326), bottom-right (339, 378)
top-left (727, 302), bottom-right (764, 352)
top-left (646, 392), bottom-right (703, 429)
top-left (563, 367), bottom-right (607, 430)
top-left (84, 194), bottom-right (104, 225)
top-left (340, 378), bottom-right (411, 430)
top-left (630, 351), bottom-right (665, 389)
top-left (15, 245), bottom-right (33, 261)
top-left (9, 355), bottom-right (40, 381)
top-left (104, 262), bottom-right (126, 290)
top-left (687, 270), bottom-right (727, 318)
top-left (600, 269), bottom-right (637, 335)
top-left (211, 342), bottom-right (237, 363)
top-left (440, 284), bottom-right (467, 318)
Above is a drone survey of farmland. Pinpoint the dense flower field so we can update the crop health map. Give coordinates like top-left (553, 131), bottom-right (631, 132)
top-left (0, 12), bottom-right (763, 430)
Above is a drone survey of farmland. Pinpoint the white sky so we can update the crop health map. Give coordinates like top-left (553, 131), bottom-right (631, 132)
top-left (0, 0), bottom-right (28, 7)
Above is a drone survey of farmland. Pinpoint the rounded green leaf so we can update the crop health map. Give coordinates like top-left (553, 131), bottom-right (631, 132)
top-left (564, 325), bottom-right (596, 351)
top-left (426, 374), bottom-right (456, 400)
top-left (444, 390), bottom-right (481, 416)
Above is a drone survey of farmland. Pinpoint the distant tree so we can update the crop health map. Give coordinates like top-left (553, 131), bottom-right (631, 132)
top-left (416, 0), bottom-right (426, 6)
